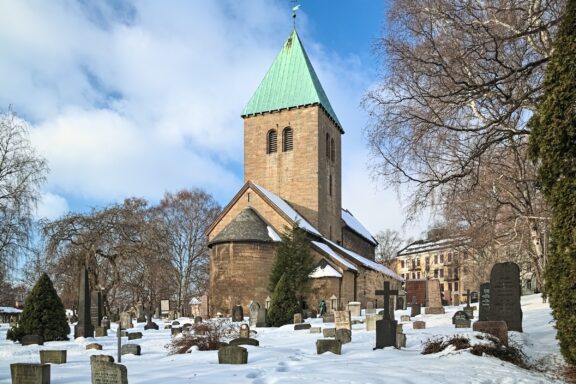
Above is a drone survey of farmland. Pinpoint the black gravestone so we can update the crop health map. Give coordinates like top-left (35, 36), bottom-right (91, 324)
top-left (374, 281), bottom-right (399, 349)
top-left (479, 282), bottom-right (491, 321)
top-left (452, 310), bottom-right (471, 328)
top-left (489, 263), bottom-right (523, 332)
top-left (410, 296), bottom-right (421, 317)
top-left (74, 266), bottom-right (94, 338)
top-left (232, 305), bottom-right (244, 322)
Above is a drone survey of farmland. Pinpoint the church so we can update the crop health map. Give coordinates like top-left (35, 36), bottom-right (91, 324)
top-left (206, 26), bottom-right (403, 316)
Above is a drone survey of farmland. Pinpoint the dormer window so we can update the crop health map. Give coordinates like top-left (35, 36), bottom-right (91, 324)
top-left (267, 129), bottom-right (277, 154)
top-left (282, 127), bottom-right (293, 152)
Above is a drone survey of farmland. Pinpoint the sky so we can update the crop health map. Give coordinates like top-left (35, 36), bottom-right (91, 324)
top-left (0, 0), bottom-right (430, 240)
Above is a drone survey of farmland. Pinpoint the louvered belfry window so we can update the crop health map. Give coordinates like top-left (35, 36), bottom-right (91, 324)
top-left (267, 129), bottom-right (277, 154)
top-left (283, 127), bottom-right (293, 152)
top-left (330, 138), bottom-right (335, 162)
top-left (326, 133), bottom-right (330, 158)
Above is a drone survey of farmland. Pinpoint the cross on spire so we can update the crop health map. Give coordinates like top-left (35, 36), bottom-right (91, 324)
top-left (375, 281), bottom-right (398, 321)
top-left (291, 0), bottom-right (300, 28)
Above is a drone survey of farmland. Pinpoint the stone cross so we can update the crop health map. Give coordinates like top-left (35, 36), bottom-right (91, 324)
top-left (463, 289), bottom-right (472, 307)
top-left (375, 281), bottom-right (398, 321)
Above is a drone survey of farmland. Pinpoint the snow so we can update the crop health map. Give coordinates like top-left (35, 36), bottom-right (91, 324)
top-left (252, 183), bottom-right (322, 237)
top-left (189, 298), bottom-right (201, 305)
top-left (311, 241), bottom-right (358, 272)
top-left (398, 237), bottom-right (469, 255)
top-left (0, 307), bottom-right (22, 314)
top-left (0, 294), bottom-right (565, 383)
top-left (325, 239), bottom-right (404, 281)
top-left (341, 209), bottom-right (377, 245)
top-left (309, 263), bottom-right (342, 278)
top-left (267, 225), bottom-right (281, 241)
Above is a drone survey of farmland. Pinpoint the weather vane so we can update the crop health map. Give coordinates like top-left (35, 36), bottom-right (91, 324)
top-left (291, 0), bottom-right (300, 28)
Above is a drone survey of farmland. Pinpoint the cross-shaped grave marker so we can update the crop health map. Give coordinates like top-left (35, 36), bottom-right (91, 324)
top-left (375, 281), bottom-right (398, 321)
top-left (462, 289), bottom-right (474, 319)
top-left (463, 289), bottom-right (472, 307)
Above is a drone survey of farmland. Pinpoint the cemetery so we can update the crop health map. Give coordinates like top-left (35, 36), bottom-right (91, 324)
top-left (0, 292), bottom-right (564, 383)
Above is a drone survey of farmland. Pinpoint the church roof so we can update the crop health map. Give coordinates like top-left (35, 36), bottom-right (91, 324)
top-left (241, 29), bottom-right (343, 132)
top-left (209, 207), bottom-right (280, 246)
top-left (341, 209), bottom-right (378, 246)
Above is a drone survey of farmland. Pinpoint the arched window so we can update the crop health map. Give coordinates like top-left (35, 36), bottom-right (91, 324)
top-left (282, 127), bottom-right (293, 152)
top-left (267, 129), bottom-right (277, 154)
top-left (325, 133), bottom-right (330, 158)
top-left (330, 138), bottom-right (335, 162)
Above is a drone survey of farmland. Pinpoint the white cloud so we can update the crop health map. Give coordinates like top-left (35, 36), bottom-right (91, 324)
top-left (35, 192), bottom-right (69, 221)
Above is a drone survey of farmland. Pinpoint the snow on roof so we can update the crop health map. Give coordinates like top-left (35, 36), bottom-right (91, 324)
top-left (309, 263), bottom-right (342, 278)
top-left (341, 209), bottom-right (377, 245)
top-left (398, 237), bottom-right (469, 256)
top-left (325, 239), bottom-right (404, 281)
top-left (0, 307), bottom-right (22, 314)
top-left (311, 241), bottom-right (358, 272)
top-left (267, 226), bottom-right (281, 241)
top-left (189, 298), bottom-right (201, 305)
top-left (252, 183), bottom-right (321, 236)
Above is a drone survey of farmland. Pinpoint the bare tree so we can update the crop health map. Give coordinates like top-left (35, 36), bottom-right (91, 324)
top-left (154, 189), bottom-right (220, 316)
top-left (375, 229), bottom-right (406, 261)
top-left (0, 112), bottom-right (48, 273)
top-left (364, 0), bottom-right (560, 287)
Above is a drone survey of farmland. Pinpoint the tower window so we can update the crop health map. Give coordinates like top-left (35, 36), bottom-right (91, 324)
top-left (267, 129), bottom-right (277, 154)
top-left (330, 138), bottom-right (335, 162)
top-left (329, 173), bottom-right (332, 196)
top-left (282, 127), bottom-right (293, 152)
top-left (325, 133), bottom-right (330, 158)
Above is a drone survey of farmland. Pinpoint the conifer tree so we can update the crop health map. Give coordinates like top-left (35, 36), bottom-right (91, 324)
top-left (266, 273), bottom-right (301, 327)
top-left (7, 272), bottom-right (69, 343)
top-left (528, 0), bottom-right (576, 365)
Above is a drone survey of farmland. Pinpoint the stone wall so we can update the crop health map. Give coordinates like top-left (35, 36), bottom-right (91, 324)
top-left (243, 106), bottom-right (342, 243)
top-left (341, 227), bottom-right (376, 261)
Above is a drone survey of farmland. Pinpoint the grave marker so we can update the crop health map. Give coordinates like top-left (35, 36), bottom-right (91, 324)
top-left (322, 328), bottom-right (335, 337)
top-left (424, 279), bottom-right (445, 314)
top-left (479, 283), bottom-right (491, 321)
top-left (374, 281), bottom-right (398, 349)
top-left (365, 314), bottom-right (383, 331)
top-left (119, 312), bottom-right (132, 330)
top-left (248, 301), bottom-right (260, 327)
top-left (86, 343), bottom-right (103, 350)
top-left (452, 311), bottom-right (471, 328)
top-left (294, 323), bottom-right (311, 331)
top-left (229, 337), bottom-right (259, 347)
top-left (316, 339), bottom-right (342, 355)
top-left (136, 302), bottom-right (146, 323)
top-left (90, 360), bottom-right (128, 384)
top-left (334, 310), bottom-right (351, 330)
top-left (489, 262), bottom-right (523, 332)
top-left (90, 355), bottom-right (114, 363)
top-left (239, 324), bottom-right (250, 338)
top-left (293, 313), bottom-right (303, 324)
top-left (231, 305), bottom-right (243, 322)
top-left (91, 291), bottom-right (103, 332)
top-left (121, 344), bottom-right (140, 356)
top-left (218, 346), bottom-right (248, 364)
top-left (127, 332), bottom-right (142, 340)
top-left (346, 302), bottom-right (361, 317)
top-left (21, 335), bottom-right (43, 346)
top-left (75, 266), bottom-right (94, 338)
top-left (10, 363), bottom-right (50, 384)
top-left (473, 320), bottom-right (508, 346)
top-left (413, 321), bottom-right (426, 329)
top-left (463, 289), bottom-right (475, 319)
top-left (39, 350), bottom-right (67, 364)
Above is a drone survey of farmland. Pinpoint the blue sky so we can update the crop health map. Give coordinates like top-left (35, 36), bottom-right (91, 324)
top-left (0, 0), bottom-right (428, 239)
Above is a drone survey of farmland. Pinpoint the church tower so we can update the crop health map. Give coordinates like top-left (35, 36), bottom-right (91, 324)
top-left (241, 29), bottom-right (343, 242)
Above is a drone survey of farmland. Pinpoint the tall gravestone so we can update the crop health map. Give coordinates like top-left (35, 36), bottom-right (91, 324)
top-left (489, 262), bottom-right (523, 332)
top-left (200, 294), bottom-right (209, 318)
top-left (479, 282), bottom-right (491, 321)
top-left (120, 312), bottom-right (132, 330)
top-left (75, 266), bottom-right (94, 338)
top-left (136, 301), bottom-right (146, 323)
top-left (248, 301), bottom-right (260, 327)
top-left (374, 281), bottom-right (398, 349)
top-left (424, 279), bottom-right (445, 314)
top-left (91, 291), bottom-right (103, 331)
top-left (232, 305), bottom-right (244, 322)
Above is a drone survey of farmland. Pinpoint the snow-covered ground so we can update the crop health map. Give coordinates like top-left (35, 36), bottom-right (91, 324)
top-left (0, 294), bottom-right (566, 383)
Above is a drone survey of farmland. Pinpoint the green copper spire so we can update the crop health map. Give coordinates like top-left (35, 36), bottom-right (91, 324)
top-left (242, 29), bottom-right (343, 132)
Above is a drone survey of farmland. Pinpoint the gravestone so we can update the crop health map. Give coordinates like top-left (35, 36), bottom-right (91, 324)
top-left (334, 311), bottom-right (352, 331)
top-left (322, 313), bottom-right (335, 323)
top-left (172, 321), bottom-right (180, 326)
top-left (479, 283), bottom-right (491, 321)
top-left (316, 339), bottom-right (342, 355)
top-left (75, 266), bottom-right (94, 338)
top-left (452, 311), bottom-right (471, 328)
top-left (121, 344), bottom-right (141, 356)
top-left (473, 320), bottom-right (508, 346)
top-left (171, 327), bottom-right (182, 336)
top-left (39, 350), bottom-right (67, 364)
top-left (86, 343), bottom-right (103, 350)
top-left (489, 262), bottom-right (523, 332)
top-left (294, 323), bottom-right (311, 331)
top-left (249, 301), bottom-right (260, 327)
top-left (229, 337), bottom-right (259, 347)
top-left (95, 327), bottom-right (108, 337)
top-left (194, 316), bottom-right (203, 324)
top-left (322, 328), bottom-right (335, 337)
top-left (365, 308), bottom-right (377, 315)
top-left (182, 323), bottom-right (192, 333)
top-left (136, 302), bottom-right (146, 323)
top-left (293, 313), bottom-right (303, 324)
top-left (160, 299), bottom-right (170, 318)
top-left (21, 335), bottom-right (44, 346)
top-left (424, 279), bottom-right (445, 314)
top-left (397, 289), bottom-right (407, 310)
top-left (254, 309), bottom-right (267, 327)
top-left (91, 360), bottom-right (128, 384)
top-left (374, 281), bottom-right (398, 349)
top-left (346, 302), bottom-right (361, 317)
top-left (10, 363), bottom-right (50, 384)
top-left (127, 332), bottom-right (142, 340)
top-left (413, 321), bottom-right (426, 329)
top-left (101, 317), bottom-right (111, 330)
top-left (396, 323), bottom-right (406, 348)
top-left (365, 314), bottom-right (383, 331)
top-left (310, 327), bottom-right (321, 334)
top-left (239, 324), bottom-right (250, 338)
top-left (199, 294), bottom-right (209, 318)
top-left (91, 291), bottom-right (103, 332)
top-left (90, 355), bottom-right (114, 363)
top-left (400, 315), bottom-right (411, 322)
top-left (463, 289), bottom-right (475, 319)
top-left (335, 328), bottom-right (352, 344)
top-left (410, 296), bottom-right (421, 317)
top-left (144, 312), bottom-right (159, 330)
top-left (231, 305), bottom-right (244, 322)
top-left (218, 346), bottom-right (248, 364)
top-left (119, 312), bottom-right (132, 330)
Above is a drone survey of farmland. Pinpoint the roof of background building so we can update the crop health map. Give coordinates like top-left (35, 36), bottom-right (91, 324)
top-left (397, 237), bottom-right (469, 256)
top-left (241, 29), bottom-right (342, 132)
